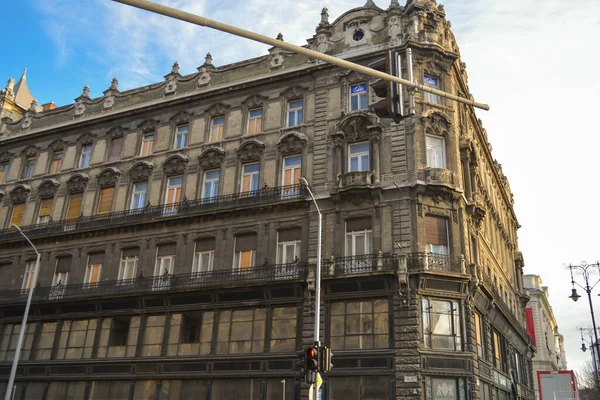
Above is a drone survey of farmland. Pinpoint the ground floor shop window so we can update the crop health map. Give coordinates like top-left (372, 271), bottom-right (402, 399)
top-left (496, 388), bottom-right (511, 400)
top-left (212, 378), bottom-right (261, 400)
top-left (46, 381), bottom-right (86, 400)
top-left (266, 378), bottom-right (295, 400)
top-left (134, 380), bottom-right (157, 399)
top-left (329, 376), bottom-right (390, 400)
top-left (330, 299), bottom-right (389, 350)
top-left (423, 377), bottom-right (466, 400)
top-left (56, 319), bottom-right (97, 359)
top-left (158, 380), bottom-right (207, 400)
top-left (89, 380), bottom-right (130, 400)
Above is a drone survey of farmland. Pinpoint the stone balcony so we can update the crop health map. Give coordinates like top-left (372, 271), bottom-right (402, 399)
top-left (337, 171), bottom-right (373, 190)
top-left (424, 168), bottom-right (454, 186)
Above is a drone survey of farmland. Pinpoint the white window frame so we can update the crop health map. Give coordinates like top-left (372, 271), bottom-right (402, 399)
top-left (0, 162), bottom-right (9, 183)
top-left (130, 182), bottom-right (147, 210)
top-left (79, 144), bottom-right (93, 168)
top-left (287, 100), bottom-right (303, 127)
top-left (52, 270), bottom-right (69, 287)
top-left (118, 255), bottom-right (138, 281)
top-left (84, 263), bottom-right (102, 286)
top-left (23, 157), bottom-right (35, 179)
top-left (209, 117), bottom-right (225, 143)
top-left (421, 297), bottom-right (462, 351)
top-left (174, 125), bottom-right (189, 149)
top-left (202, 170), bottom-right (220, 201)
top-left (424, 75), bottom-right (441, 104)
top-left (345, 228), bottom-right (373, 257)
top-left (247, 108), bottom-right (263, 135)
top-left (240, 163), bottom-right (260, 193)
top-left (348, 142), bottom-right (370, 172)
top-left (233, 249), bottom-right (255, 271)
top-left (349, 83), bottom-right (368, 111)
top-left (22, 261), bottom-right (36, 290)
top-left (426, 135), bottom-right (447, 169)
top-left (154, 255), bottom-right (175, 277)
top-left (164, 176), bottom-right (183, 204)
top-left (276, 240), bottom-right (300, 264)
top-left (140, 133), bottom-right (155, 156)
top-left (193, 250), bottom-right (215, 273)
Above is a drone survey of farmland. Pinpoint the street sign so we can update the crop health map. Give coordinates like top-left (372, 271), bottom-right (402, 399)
top-left (318, 388), bottom-right (322, 400)
top-left (316, 373), bottom-right (323, 389)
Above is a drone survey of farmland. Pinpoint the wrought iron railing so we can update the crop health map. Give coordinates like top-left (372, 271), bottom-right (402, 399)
top-left (321, 253), bottom-right (397, 275)
top-left (0, 262), bottom-right (308, 305)
top-left (407, 252), bottom-right (465, 273)
top-left (0, 184), bottom-right (307, 242)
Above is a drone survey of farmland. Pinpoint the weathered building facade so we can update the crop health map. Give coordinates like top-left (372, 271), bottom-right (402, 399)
top-left (0, 0), bottom-right (535, 399)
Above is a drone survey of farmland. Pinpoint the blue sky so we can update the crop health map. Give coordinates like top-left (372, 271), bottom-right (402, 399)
top-left (2, 0), bottom-right (600, 374)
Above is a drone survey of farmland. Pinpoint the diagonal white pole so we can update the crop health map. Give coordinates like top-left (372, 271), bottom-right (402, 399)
top-left (110, 0), bottom-right (490, 111)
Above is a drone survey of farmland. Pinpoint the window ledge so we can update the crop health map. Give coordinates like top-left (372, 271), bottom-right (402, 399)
top-left (424, 167), bottom-right (454, 186)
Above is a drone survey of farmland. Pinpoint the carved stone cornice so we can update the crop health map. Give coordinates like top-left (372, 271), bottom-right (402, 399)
top-left (171, 111), bottom-right (192, 125)
top-left (96, 168), bottom-right (121, 188)
top-left (38, 179), bottom-right (60, 199)
top-left (335, 112), bottom-right (382, 143)
top-left (236, 140), bottom-right (266, 163)
top-left (280, 86), bottom-right (306, 100)
top-left (22, 145), bottom-right (39, 157)
top-left (205, 102), bottom-right (230, 116)
top-left (242, 95), bottom-right (267, 108)
top-left (129, 161), bottom-right (154, 183)
top-left (163, 154), bottom-right (189, 176)
top-left (66, 174), bottom-right (89, 194)
top-left (422, 110), bottom-right (451, 136)
top-left (0, 151), bottom-right (12, 163)
top-left (137, 119), bottom-right (157, 133)
top-left (77, 132), bottom-right (95, 145)
top-left (277, 132), bottom-right (307, 156)
top-left (107, 126), bottom-right (127, 138)
top-left (9, 185), bottom-right (31, 204)
top-left (49, 139), bottom-right (66, 152)
top-left (198, 147), bottom-right (226, 170)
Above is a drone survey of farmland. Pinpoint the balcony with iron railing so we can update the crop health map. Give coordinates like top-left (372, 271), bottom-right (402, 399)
top-left (405, 252), bottom-right (466, 274)
top-left (0, 261), bottom-right (308, 306)
top-left (0, 184), bottom-right (307, 242)
top-left (321, 252), bottom-right (397, 276)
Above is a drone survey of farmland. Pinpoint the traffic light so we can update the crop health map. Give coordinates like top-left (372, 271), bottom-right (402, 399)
top-left (305, 346), bottom-right (318, 383)
top-left (319, 346), bottom-right (333, 373)
top-left (369, 49), bottom-right (414, 123)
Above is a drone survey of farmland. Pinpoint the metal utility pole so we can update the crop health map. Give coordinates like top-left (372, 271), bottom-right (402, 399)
top-left (4, 226), bottom-right (42, 400)
top-left (110, 0), bottom-right (490, 111)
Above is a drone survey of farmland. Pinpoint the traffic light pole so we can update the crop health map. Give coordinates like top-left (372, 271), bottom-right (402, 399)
top-left (111, 0), bottom-right (490, 111)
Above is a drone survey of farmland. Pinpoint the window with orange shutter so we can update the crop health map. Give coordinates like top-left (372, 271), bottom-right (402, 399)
top-left (247, 109), bottom-right (263, 135)
top-left (37, 199), bottom-right (53, 224)
top-left (98, 187), bottom-right (114, 214)
top-left (49, 152), bottom-right (63, 174)
top-left (425, 215), bottom-right (449, 255)
top-left (66, 193), bottom-right (83, 220)
top-left (10, 203), bottom-right (25, 228)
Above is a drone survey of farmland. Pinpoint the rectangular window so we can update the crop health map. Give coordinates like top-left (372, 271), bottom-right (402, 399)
top-left (287, 100), bottom-right (303, 127)
top-left (46, 381), bottom-right (86, 399)
top-left (79, 144), bottom-right (92, 168)
top-left (426, 135), bottom-right (446, 169)
top-left (66, 193), bottom-right (83, 220)
top-left (348, 142), bottom-right (370, 172)
top-left (22, 156), bottom-right (35, 179)
top-left (108, 137), bottom-right (123, 162)
top-left (270, 307), bottom-right (297, 352)
top-left (108, 318), bottom-right (130, 347)
top-left (22, 261), bottom-right (36, 290)
top-left (160, 380), bottom-right (208, 400)
top-left (241, 163), bottom-right (260, 193)
top-left (212, 379), bottom-right (261, 400)
top-left (0, 162), bottom-right (9, 183)
top-left (97, 187), bottom-right (114, 214)
top-left (422, 297), bottom-right (462, 350)
top-left (350, 83), bottom-right (368, 111)
top-left (424, 75), bottom-right (441, 104)
top-left (493, 330), bottom-right (506, 371)
top-left (247, 109), bottom-right (263, 135)
top-left (345, 218), bottom-right (373, 257)
top-left (10, 203), bottom-right (25, 227)
top-left (33, 322), bottom-right (57, 360)
top-left (37, 198), bottom-right (53, 224)
top-left (164, 176), bottom-right (183, 215)
top-left (209, 117), bottom-right (225, 143)
top-left (193, 250), bottom-right (214, 273)
top-left (140, 133), bottom-right (154, 156)
top-left (425, 215), bottom-right (449, 255)
top-left (0, 323), bottom-right (35, 362)
top-left (277, 228), bottom-right (301, 264)
top-left (475, 312), bottom-right (485, 358)
top-left (167, 312), bottom-right (213, 356)
top-left (96, 316), bottom-right (139, 358)
top-left (216, 309), bottom-right (266, 354)
top-left (49, 151), bottom-right (63, 174)
top-left (55, 319), bottom-right (97, 359)
top-left (202, 170), bottom-right (220, 201)
top-left (154, 244), bottom-right (176, 290)
top-left (141, 315), bottom-right (165, 357)
top-left (424, 377), bottom-right (466, 400)
top-left (119, 248), bottom-right (139, 281)
top-left (330, 299), bottom-right (389, 350)
top-left (282, 155), bottom-right (301, 197)
top-left (174, 125), bottom-right (189, 149)
top-left (329, 376), bottom-right (390, 400)
top-left (89, 381), bottom-right (130, 400)
top-left (234, 234), bottom-right (257, 272)
top-left (134, 380), bottom-right (157, 400)
top-left (51, 256), bottom-right (71, 299)
top-left (130, 182), bottom-right (147, 211)
top-left (85, 253), bottom-right (103, 288)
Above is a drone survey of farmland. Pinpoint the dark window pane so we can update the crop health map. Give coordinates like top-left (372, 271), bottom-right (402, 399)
top-left (212, 379), bottom-right (261, 400)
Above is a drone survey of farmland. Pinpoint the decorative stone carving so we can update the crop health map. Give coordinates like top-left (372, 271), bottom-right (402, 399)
top-left (96, 168), bottom-right (121, 188)
top-left (22, 146), bottom-right (38, 157)
top-left (236, 140), bottom-right (266, 163)
top-left (269, 33), bottom-right (286, 70)
top-left (164, 61), bottom-right (181, 95)
top-left (103, 78), bottom-right (119, 109)
top-left (281, 86), bottom-right (306, 100)
top-left (387, 14), bottom-right (402, 44)
top-left (425, 168), bottom-right (454, 185)
top-left (66, 174), bottom-right (89, 194)
top-left (0, 151), bottom-right (12, 163)
top-left (37, 180), bottom-right (60, 199)
top-left (107, 126), bottom-right (126, 138)
top-left (242, 95), bottom-right (267, 108)
top-left (171, 111), bottom-right (192, 124)
top-left (335, 112), bottom-right (382, 142)
top-left (21, 113), bottom-right (33, 129)
top-left (197, 53), bottom-right (214, 88)
top-left (103, 94), bottom-right (115, 109)
top-left (129, 161), bottom-right (154, 183)
top-left (78, 132), bottom-right (95, 145)
top-left (137, 119), bottom-right (157, 133)
top-left (198, 147), bottom-right (226, 170)
top-left (9, 185), bottom-right (30, 204)
top-left (277, 132), bottom-right (307, 156)
top-left (74, 100), bottom-right (86, 116)
top-left (49, 139), bottom-right (66, 151)
top-left (163, 154), bottom-right (189, 176)
top-left (339, 171), bottom-right (373, 189)
top-left (422, 110), bottom-right (451, 136)
top-left (205, 102), bottom-right (230, 116)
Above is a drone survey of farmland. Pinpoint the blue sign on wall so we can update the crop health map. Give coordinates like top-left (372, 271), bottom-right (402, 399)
top-left (424, 76), bottom-right (439, 87)
top-left (351, 83), bottom-right (367, 93)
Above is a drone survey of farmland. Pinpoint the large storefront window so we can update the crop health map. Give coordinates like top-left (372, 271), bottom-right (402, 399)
top-left (134, 380), bottom-right (157, 400)
top-left (0, 323), bottom-right (35, 361)
top-left (141, 315), bottom-right (166, 357)
top-left (97, 316), bottom-right (139, 358)
top-left (89, 381), bottom-right (130, 400)
top-left (212, 379), bottom-right (261, 400)
top-left (329, 376), bottom-right (390, 400)
top-left (270, 307), bottom-right (297, 352)
top-left (159, 380), bottom-right (207, 400)
top-left (330, 299), bottom-right (389, 350)
top-left (421, 298), bottom-right (462, 351)
top-left (423, 377), bottom-right (466, 400)
top-left (56, 319), bottom-right (97, 359)
top-left (46, 381), bottom-right (86, 400)
top-left (34, 322), bottom-right (57, 360)
top-left (167, 312), bottom-right (213, 356)
top-left (217, 309), bottom-right (266, 354)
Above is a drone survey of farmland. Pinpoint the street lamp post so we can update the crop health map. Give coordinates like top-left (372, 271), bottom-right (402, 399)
top-left (579, 326), bottom-right (600, 386)
top-left (4, 225), bottom-right (42, 400)
top-left (569, 261), bottom-right (600, 392)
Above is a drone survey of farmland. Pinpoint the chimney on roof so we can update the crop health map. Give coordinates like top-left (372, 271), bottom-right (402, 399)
top-left (42, 102), bottom-right (57, 111)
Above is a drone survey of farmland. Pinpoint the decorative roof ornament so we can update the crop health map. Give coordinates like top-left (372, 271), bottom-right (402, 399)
top-left (276, 33), bottom-right (284, 41)
top-left (103, 77), bottom-right (119, 109)
top-left (81, 85), bottom-right (90, 98)
top-left (269, 34), bottom-right (288, 70)
top-left (364, 0), bottom-right (378, 8)
top-left (29, 99), bottom-right (39, 113)
top-left (320, 7), bottom-right (329, 25)
top-left (197, 53), bottom-right (214, 88)
top-left (74, 85), bottom-right (90, 116)
top-left (171, 61), bottom-right (180, 75)
top-left (110, 77), bottom-right (119, 91)
top-left (1, 77), bottom-right (15, 100)
top-left (164, 61), bottom-right (181, 95)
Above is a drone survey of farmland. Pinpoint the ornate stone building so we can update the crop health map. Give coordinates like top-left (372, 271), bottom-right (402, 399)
top-left (0, 1), bottom-right (535, 399)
